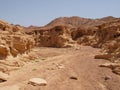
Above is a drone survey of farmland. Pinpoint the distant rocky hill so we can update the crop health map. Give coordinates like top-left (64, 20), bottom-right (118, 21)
top-left (25, 16), bottom-right (118, 32)
top-left (45, 16), bottom-right (118, 27)
top-left (46, 16), bottom-right (98, 28)
top-left (24, 16), bottom-right (119, 47)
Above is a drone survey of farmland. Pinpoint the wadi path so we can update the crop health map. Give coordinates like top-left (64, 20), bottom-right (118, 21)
top-left (0, 46), bottom-right (120, 90)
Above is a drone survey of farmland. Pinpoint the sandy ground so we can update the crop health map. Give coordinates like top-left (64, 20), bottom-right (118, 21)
top-left (0, 46), bottom-right (120, 90)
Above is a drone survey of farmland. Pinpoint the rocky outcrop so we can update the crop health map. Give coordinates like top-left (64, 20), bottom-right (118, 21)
top-left (0, 20), bottom-right (35, 59)
top-left (93, 20), bottom-right (120, 75)
top-left (72, 26), bottom-right (97, 46)
top-left (45, 16), bottom-right (108, 28)
top-left (94, 20), bottom-right (120, 61)
top-left (33, 25), bottom-right (75, 48)
top-left (25, 16), bottom-right (118, 48)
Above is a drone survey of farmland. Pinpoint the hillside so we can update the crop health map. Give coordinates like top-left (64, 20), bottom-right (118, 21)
top-left (24, 16), bottom-right (118, 32)
top-left (45, 16), bottom-right (118, 27)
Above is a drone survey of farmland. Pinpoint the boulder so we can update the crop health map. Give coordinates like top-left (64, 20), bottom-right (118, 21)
top-left (28, 78), bottom-right (47, 86)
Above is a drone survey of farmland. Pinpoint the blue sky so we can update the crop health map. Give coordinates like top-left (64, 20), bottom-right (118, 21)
top-left (0, 0), bottom-right (120, 26)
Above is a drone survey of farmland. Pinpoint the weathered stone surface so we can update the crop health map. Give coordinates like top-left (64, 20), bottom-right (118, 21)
top-left (32, 25), bottom-right (75, 48)
top-left (0, 20), bottom-right (35, 59)
top-left (28, 78), bottom-right (47, 86)
top-left (99, 63), bottom-right (120, 68)
top-left (0, 45), bottom-right (9, 59)
top-left (94, 54), bottom-right (112, 60)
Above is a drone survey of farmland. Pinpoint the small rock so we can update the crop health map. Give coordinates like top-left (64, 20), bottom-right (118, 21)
top-left (99, 63), bottom-right (120, 69)
top-left (57, 64), bottom-right (65, 69)
top-left (58, 65), bottom-right (65, 69)
top-left (104, 76), bottom-right (111, 80)
top-left (28, 78), bottom-right (47, 86)
top-left (47, 67), bottom-right (55, 70)
top-left (0, 72), bottom-right (9, 83)
top-left (70, 76), bottom-right (78, 80)
top-left (75, 46), bottom-right (80, 50)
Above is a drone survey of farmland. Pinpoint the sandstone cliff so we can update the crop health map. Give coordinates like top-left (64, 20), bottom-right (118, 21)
top-left (94, 20), bottom-right (120, 61)
top-left (0, 20), bottom-right (35, 59)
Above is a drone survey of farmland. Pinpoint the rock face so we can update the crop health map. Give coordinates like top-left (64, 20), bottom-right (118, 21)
top-left (0, 20), bottom-right (35, 59)
top-left (94, 20), bottom-right (120, 61)
top-left (32, 25), bottom-right (75, 47)
top-left (0, 45), bottom-right (9, 59)
top-left (93, 20), bottom-right (120, 75)
top-left (72, 26), bottom-right (97, 46)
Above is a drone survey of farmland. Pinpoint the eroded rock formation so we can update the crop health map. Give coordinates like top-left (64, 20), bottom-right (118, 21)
top-left (0, 20), bottom-right (35, 59)
top-left (33, 25), bottom-right (75, 47)
top-left (25, 16), bottom-right (118, 48)
top-left (94, 20), bottom-right (120, 61)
